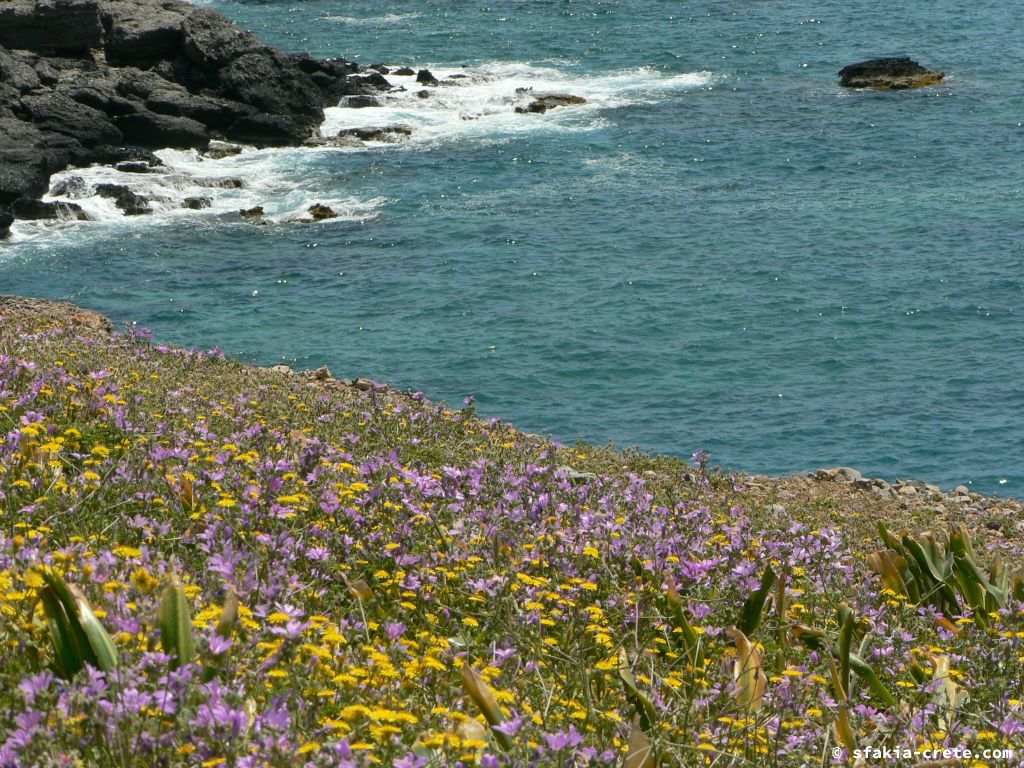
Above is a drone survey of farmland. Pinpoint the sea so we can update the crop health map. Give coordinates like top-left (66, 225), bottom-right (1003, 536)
top-left (2, 0), bottom-right (1022, 494)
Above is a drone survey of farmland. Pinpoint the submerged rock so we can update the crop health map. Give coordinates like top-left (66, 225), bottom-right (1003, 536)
top-left (307, 203), bottom-right (337, 220)
top-left (116, 161), bottom-right (161, 174)
top-left (302, 134), bottom-right (363, 149)
top-left (515, 93), bottom-right (587, 114)
top-left (94, 183), bottom-right (152, 215)
top-left (202, 141), bottom-right (243, 159)
top-left (49, 175), bottom-right (89, 198)
top-left (336, 125), bottom-right (412, 143)
top-left (195, 177), bottom-right (243, 189)
top-left (10, 198), bottom-right (89, 220)
top-left (838, 57), bottom-right (944, 89)
top-left (342, 95), bottom-right (381, 108)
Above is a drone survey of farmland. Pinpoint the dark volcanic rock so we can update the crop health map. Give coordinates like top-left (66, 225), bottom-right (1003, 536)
top-left (146, 89), bottom-right (251, 129)
top-left (0, 47), bottom-right (42, 94)
top-left (217, 50), bottom-right (323, 132)
top-left (342, 95), bottom-right (381, 108)
top-left (95, 183), bottom-right (152, 215)
top-left (182, 196), bottom-right (210, 209)
top-left (33, 59), bottom-right (59, 87)
top-left (114, 110), bottom-right (209, 149)
top-left (0, 120), bottom-right (70, 204)
top-left (416, 69), bottom-right (439, 86)
top-left (515, 93), bottom-right (586, 114)
top-left (0, 0), bottom-right (389, 225)
top-left (239, 205), bottom-right (263, 218)
top-left (10, 198), bottom-right (88, 220)
top-left (393, 67), bottom-right (416, 77)
top-left (0, 0), bottom-right (103, 54)
top-left (308, 203), bottom-right (336, 220)
top-left (116, 161), bottom-right (159, 173)
top-left (0, 208), bottom-right (13, 237)
top-left (100, 0), bottom-right (190, 68)
top-left (839, 58), bottom-right (944, 89)
top-left (226, 113), bottom-right (312, 146)
top-left (49, 175), bottom-right (89, 198)
top-left (20, 93), bottom-right (123, 148)
top-left (336, 125), bottom-right (412, 142)
top-left (180, 8), bottom-right (260, 70)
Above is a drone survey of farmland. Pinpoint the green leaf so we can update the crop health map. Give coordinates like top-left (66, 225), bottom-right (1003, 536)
top-left (461, 662), bottom-right (513, 751)
top-left (41, 571), bottom-right (98, 670)
top-left (38, 584), bottom-right (81, 680)
top-left (662, 573), bottom-right (702, 670)
top-left (41, 571), bottom-right (117, 673)
top-left (837, 609), bottom-right (854, 699)
top-left (618, 649), bottom-right (659, 735)
top-left (68, 584), bottom-right (119, 672)
top-left (848, 653), bottom-right (896, 708)
top-left (737, 565), bottom-right (776, 636)
top-left (159, 577), bottom-right (195, 669)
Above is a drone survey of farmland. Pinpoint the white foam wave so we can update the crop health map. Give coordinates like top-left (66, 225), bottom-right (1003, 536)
top-left (321, 62), bottom-right (715, 146)
top-left (5, 62), bottom-right (714, 242)
top-left (322, 13), bottom-right (422, 25)
top-left (6, 146), bottom-right (385, 243)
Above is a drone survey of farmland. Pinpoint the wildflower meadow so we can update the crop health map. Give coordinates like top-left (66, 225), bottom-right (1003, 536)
top-left (0, 308), bottom-right (1022, 767)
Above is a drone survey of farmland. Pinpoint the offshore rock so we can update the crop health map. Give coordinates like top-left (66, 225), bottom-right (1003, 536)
top-left (336, 125), bottom-right (412, 142)
top-left (308, 203), bottom-right (337, 220)
top-left (515, 93), bottom-right (587, 114)
top-left (839, 58), bottom-right (944, 89)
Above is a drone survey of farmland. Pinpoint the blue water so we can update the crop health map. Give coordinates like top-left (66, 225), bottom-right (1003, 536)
top-left (3, 0), bottom-right (1023, 493)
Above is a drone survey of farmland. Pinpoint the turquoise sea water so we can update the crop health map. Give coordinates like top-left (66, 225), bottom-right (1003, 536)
top-left (2, 0), bottom-right (1023, 493)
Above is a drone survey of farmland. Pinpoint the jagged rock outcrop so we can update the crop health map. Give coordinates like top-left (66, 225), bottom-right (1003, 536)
top-left (0, 0), bottom-right (393, 237)
top-left (839, 58), bottom-right (944, 89)
top-left (0, 0), bottom-right (104, 55)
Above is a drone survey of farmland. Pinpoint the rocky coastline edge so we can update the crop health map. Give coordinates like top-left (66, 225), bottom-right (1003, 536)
top-left (1, 294), bottom-right (1019, 549)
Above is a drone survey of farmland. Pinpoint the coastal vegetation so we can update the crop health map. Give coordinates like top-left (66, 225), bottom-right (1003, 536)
top-left (0, 301), bottom-right (1021, 766)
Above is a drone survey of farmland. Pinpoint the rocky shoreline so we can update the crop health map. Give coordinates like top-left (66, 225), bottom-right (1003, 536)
top-left (0, 0), bottom-right (394, 237)
top-left (0, 0), bottom-right (596, 237)
top-left (1, 295), bottom-right (1019, 548)
top-left (0, 1), bottom-right (943, 238)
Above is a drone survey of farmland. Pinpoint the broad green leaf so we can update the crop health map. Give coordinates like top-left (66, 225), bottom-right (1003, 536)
top-left (737, 565), bottom-right (776, 636)
top-left (461, 662), bottom-right (513, 751)
top-left (159, 577), bottom-right (195, 669)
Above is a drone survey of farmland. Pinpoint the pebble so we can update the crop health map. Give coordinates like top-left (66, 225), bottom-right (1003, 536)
top-left (270, 364), bottom-right (293, 375)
